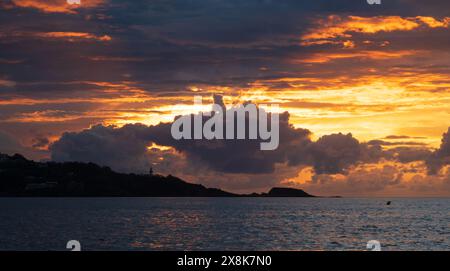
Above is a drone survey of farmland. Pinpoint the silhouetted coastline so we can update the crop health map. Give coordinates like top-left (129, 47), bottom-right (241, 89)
top-left (0, 153), bottom-right (316, 197)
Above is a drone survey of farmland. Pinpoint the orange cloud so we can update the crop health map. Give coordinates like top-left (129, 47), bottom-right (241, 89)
top-left (282, 163), bottom-right (450, 197)
top-left (35, 32), bottom-right (112, 42)
top-left (295, 50), bottom-right (418, 63)
top-left (342, 40), bottom-right (355, 49)
top-left (9, 0), bottom-right (105, 14)
top-left (1, 31), bottom-right (112, 42)
top-left (6, 110), bottom-right (85, 123)
top-left (416, 16), bottom-right (450, 28)
top-left (302, 15), bottom-right (450, 46)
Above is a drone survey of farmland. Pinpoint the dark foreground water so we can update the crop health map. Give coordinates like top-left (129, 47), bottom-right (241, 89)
top-left (0, 198), bottom-right (449, 251)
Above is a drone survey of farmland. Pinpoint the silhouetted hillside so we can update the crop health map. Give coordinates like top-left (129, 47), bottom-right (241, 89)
top-left (0, 153), bottom-right (316, 197)
top-left (265, 187), bottom-right (315, 197)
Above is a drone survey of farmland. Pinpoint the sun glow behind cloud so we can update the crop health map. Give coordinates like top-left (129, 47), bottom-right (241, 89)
top-left (2, 69), bottom-right (449, 148)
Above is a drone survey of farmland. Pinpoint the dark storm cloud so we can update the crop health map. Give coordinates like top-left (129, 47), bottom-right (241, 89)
top-left (147, 112), bottom-right (311, 174)
top-left (50, 97), bottom-right (384, 175)
top-left (306, 133), bottom-right (381, 174)
top-left (51, 103), bottom-right (313, 174)
top-left (0, 116), bottom-right (107, 153)
top-left (50, 123), bottom-right (153, 173)
top-left (389, 147), bottom-right (432, 164)
top-left (427, 127), bottom-right (450, 174)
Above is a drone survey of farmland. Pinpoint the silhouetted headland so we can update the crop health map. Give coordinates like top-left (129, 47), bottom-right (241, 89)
top-left (264, 187), bottom-right (315, 197)
top-left (0, 153), bottom-right (317, 197)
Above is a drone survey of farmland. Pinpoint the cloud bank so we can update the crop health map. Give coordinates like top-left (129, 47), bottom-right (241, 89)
top-left (48, 97), bottom-right (450, 195)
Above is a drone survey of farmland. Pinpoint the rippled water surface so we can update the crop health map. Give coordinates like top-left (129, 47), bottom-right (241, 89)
top-left (0, 198), bottom-right (449, 251)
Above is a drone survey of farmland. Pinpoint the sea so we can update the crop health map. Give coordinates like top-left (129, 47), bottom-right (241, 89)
top-left (0, 197), bottom-right (448, 251)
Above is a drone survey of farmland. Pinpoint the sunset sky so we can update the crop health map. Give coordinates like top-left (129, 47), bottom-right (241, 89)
top-left (1, 0), bottom-right (450, 196)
